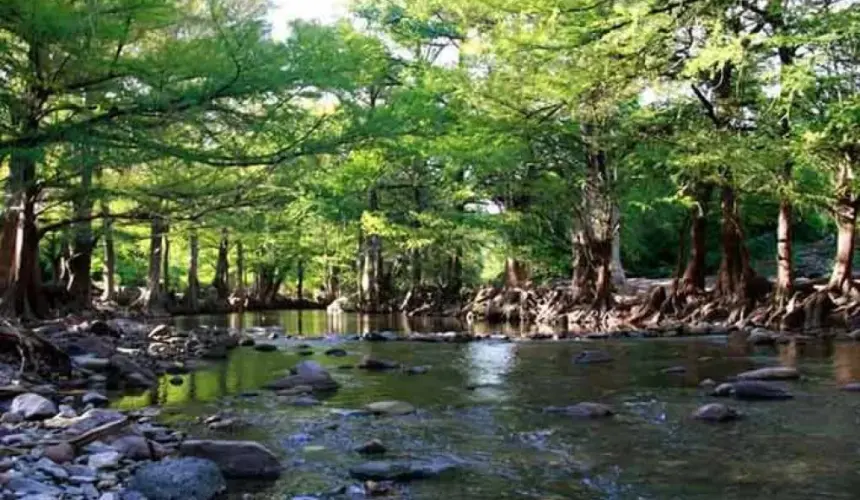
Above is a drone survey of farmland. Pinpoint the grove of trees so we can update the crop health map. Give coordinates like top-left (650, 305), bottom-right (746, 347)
top-left (1, 0), bottom-right (857, 331)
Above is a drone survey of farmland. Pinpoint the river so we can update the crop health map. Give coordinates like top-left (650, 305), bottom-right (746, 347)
top-left (113, 310), bottom-right (860, 499)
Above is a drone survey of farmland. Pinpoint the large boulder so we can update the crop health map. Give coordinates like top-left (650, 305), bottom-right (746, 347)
top-left (735, 366), bottom-right (800, 381)
top-left (264, 361), bottom-right (338, 392)
top-left (129, 458), bottom-right (225, 500)
top-left (179, 440), bottom-right (282, 479)
top-left (712, 381), bottom-right (793, 400)
top-left (9, 393), bottom-right (57, 420)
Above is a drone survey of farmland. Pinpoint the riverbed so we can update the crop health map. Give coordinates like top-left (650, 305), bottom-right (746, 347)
top-left (115, 310), bottom-right (860, 499)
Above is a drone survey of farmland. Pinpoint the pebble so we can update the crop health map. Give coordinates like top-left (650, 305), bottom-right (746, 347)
top-left (88, 451), bottom-right (122, 470)
top-left (82, 392), bottom-right (109, 407)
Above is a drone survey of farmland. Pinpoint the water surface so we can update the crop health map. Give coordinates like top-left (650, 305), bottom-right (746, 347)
top-left (117, 311), bottom-right (860, 499)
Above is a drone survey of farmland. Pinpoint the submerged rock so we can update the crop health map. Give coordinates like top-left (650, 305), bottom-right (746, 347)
top-left (355, 439), bottom-right (387, 455)
top-left (129, 458), bottom-right (225, 500)
top-left (365, 401), bottom-right (416, 416)
top-left (179, 440), bottom-right (282, 479)
top-left (405, 366), bottom-right (430, 375)
top-left (692, 403), bottom-right (740, 422)
top-left (713, 381), bottom-right (793, 400)
top-left (10, 393), bottom-right (57, 420)
top-left (254, 343), bottom-right (278, 352)
top-left (358, 356), bottom-right (401, 371)
top-left (840, 382), bottom-right (860, 392)
top-left (324, 348), bottom-right (348, 357)
top-left (264, 361), bottom-right (339, 392)
top-left (747, 328), bottom-right (782, 345)
top-left (661, 365), bottom-right (687, 374)
top-left (572, 350), bottom-right (613, 365)
top-left (544, 402), bottom-right (614, 418)
top-left (735, 366), bottom-right (800, 381)
top-left (349, 459), bottom-right (458, 481)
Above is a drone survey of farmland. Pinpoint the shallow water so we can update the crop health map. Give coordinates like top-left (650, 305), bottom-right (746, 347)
top-left (116, 311), bottom-right (860, 499)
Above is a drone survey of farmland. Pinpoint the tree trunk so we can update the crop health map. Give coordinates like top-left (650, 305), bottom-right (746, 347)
top-left (101, 204), bottom-right (116, 301)
top-left (236, 240), bottom-right (245, 304)
top-left (609, 205), bottom-right (625, 286)
top-left (361, 188), bottom-right (382, 312)
top-left (715, 183), bottom-right (755, 300)
top-left (187, 227), bottom-right (200, 311)
top-left (504, 258), bottom-right (529, 288)
top-left (66, 149), bottom-right (95, 309)
top-left (144, 216), bottom-right (164, 311)
top-left (0, 151), bottom-right (46, 317)
top-left (296, 259), bottom-right (304, 300)
top-left (213, 228), bottom-right (229, 300)
top-left (681, 183), bottom-right (712, 293)
top-left (162, 221), bottom-right (170, 294)
top-left (775, 170), bottom-right (793, 305)
top-left (829, 162), bottom-right (857, 294)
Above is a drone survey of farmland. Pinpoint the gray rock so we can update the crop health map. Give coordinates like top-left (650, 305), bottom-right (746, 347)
top-left (405, 366), bottom-right (430, 375)
top-left (110, 354), bottom-right (157, 388)
top-left (324, 348), bottom-right (347, 357)
top-left (82, 392), bottom-right (109, 407)
top-left (264, 361), bottom-right (338, 392)
top-left (129, 458), bottom-right (225, 500)
top-left (544, 402), bottom-right (614, 418)
top-left (253, 343), bottom-right (277, 352)
top-left (365, 401), bottom-right (415, 416)
top-left (179, 440), bottom-right (282, 479)
top-left (88, 451), bottom-right (122, 469)
top-left (10, 393), bottom-right (57, 420)
top-left (840, 382), bottom-right (860, 391)
top-left (573, 350), bottom-right (613, 365)
top-left (73, 356), bottom-right (111, 371)
top-left (713, 381), bottom-right (793, 400)
top-left (46, 409), bottom-right (126, 437)
top-left (290, 396), bottom-right (320, 407)
top-left (44, 442), bottom-right (75, 464)
top-left (355, 439), bottom-right (386, 455)
top-left (349, 459), bottom-right (458, 481)
top-left (692, 403), bottom-right (740, 422)
top-left (661, 365), bottom-right (686, 374)
top-left (110, 435), bottom-right (166, 460)
top-left (6, 476), bottom-right (61, 496)
top-left (58, 404), bottom-right (77, 418)
top-left (735, 366), bottom-right (800, 381)
top-left (748, 327), bottom-right (781, 345)
top-left (34, 457), bottom-right (69, 480)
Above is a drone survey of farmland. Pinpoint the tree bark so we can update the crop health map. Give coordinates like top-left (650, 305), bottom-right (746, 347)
top-left (66, 147), bottom-right (95, 309)
top-left (187, 227), bottom-right (200, 311)
top-left (715, 183), bottom-right (755, 300)
top-left (101, 203), bottom-right (116, 301)
top-left (775, 168), bottom-right (793, 305)
top-left (504, 258), bottom-right (529, 288)
top-left (296, 259), bottom-right (304, 300)
top-left (361, 188), bottom-right (382, 312)
top-left (829, 162), bottom-right (857, 294)
top-left (162, 221), bottom-right (170, 293)
top-left (681, 183), bottom-right (712, 293)
top-left (144, 216), bottom-right (165, 311)
top-left (609, 205), bottom-right (625, 286)
top-left (213, 228), bottom-right (229, 300)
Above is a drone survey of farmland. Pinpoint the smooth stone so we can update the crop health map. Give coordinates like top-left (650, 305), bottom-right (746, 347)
top-left (45, 409), bottom-right (126, 436)
top-left (264, 361), bottom-right (338, 392)
top-left (82, 392), bottom-right (109, 407)
top-left (699, 378), bottom-right (717, 389)
top-left (88, 451), bottom-right (122, 469)
top-left (747, 327), bottom-right (780, 345)
top-left (358, 356), bottom-right (400, 371)
top-left (355, 439), bottom-right (386, 455)
top-left (58, 404), bottom-right (77, 418)
top-left (179, 440), bottom-right (282, 479)
top-left (692, 403), bottom-right (740, 422)
top-left (324, 348), bottom-right (347, 357)
top-left (572, 350), bottom-right (613, 365)
top-left (1, 411), bottom-right (23, 424)
top-left (73, 356), bottom-right (111, 371)
top-left (735, 366), bottom-right (800, 381)
top-left (661, 365), bottom-right (686, 374)
top-left (129, 458), bottom-right (225, 500)
top-left (405, 366), bottom-right (430, 375)
top-left (34, 457), bottom-right (69, 480)
top-left (110, 435), bottom-right (166, 460)
top-left (43, 442), bottom-right (75, 463)
top-left (713, 381), bottom-right (793, 400)
top-left (840, 382), bottom-right (860, 392)
top-left (253, 344), bottom-right (278, 352)
top-left (365, 401), bottom-right (415, 416)
top-left (10, 393), bottom-right (58, 420)
top-left (544, 402), bottom-right (614, 418)
top-left (349, 459), bottom-right (458, 481)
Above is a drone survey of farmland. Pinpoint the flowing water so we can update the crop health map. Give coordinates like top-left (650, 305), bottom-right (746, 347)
top-left (114, 310), bottom-right (860, 499)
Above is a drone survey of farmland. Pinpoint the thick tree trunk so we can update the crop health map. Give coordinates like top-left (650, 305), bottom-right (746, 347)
top-left (101, 204), bottom-right (116, 301)
top-left (775, 174), bottom-right (793, 304)
top-left (609, 205), bottom-right (625, 286)
top-left (144, 216), bottom-right (165, 311)
top-left (0, 151), bottom-right (46, 317)
top-left (213, 228), bottom-right (229, 299)
top-left (715, 183), bottom-right (755, 300)
top-left (67, 151), bottom-right (95, 309)
top-left (361, 188), bottom-right (382, 312)
top-left (829, 162), bottom-right (857, 294)
top-left (187, 228), bottom-right (200, 311)
top-left (162, 221), bottom-right (170, 294)
top-left (681, 183), bottom-right (712, 293)
top-left (296, 259), bottom-right (304, 300)
top-left (504, 258), bottom-right (529, 288)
